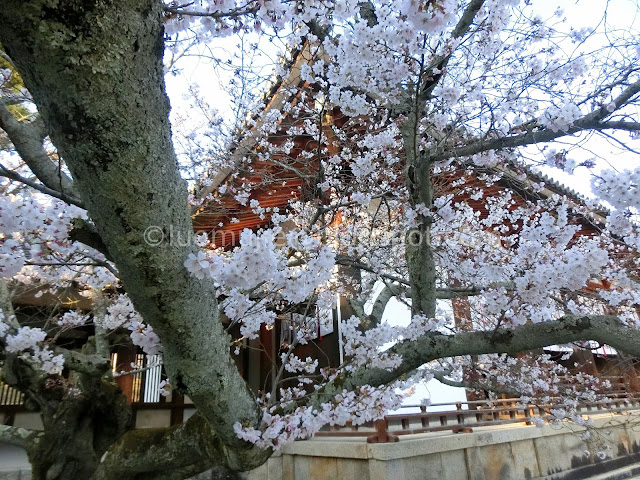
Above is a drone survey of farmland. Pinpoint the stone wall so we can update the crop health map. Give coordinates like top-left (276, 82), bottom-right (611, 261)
top-left (239, 414), bottom-right (640, 480)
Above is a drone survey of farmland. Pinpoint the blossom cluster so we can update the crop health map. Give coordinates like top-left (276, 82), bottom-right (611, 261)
top-left (0, 192), bottom-right (116, 293)
top-left (234, 383), bottom-right (406, 449)
top-left (185, 228), bottom-right (335, 339)
top-left (1, 315), bottom-right (64, 374)
top-left (339, 315), bottom-right (445, 371)
top-left (100, 295), bottom-right (163, 355)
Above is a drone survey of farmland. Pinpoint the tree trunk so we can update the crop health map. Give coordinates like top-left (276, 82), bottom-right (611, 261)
top-left (24, 377), bottom-right (132, 479)
top-left (0, 0), bottom-right (267, 474)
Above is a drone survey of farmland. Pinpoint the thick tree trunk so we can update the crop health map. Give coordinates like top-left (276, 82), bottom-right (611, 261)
top-left (401, 109), bottom-right (437, 319)
top-left (0, 0), bottom-right (267, 476)
top-left (31, 404), bottom-right (104, 480)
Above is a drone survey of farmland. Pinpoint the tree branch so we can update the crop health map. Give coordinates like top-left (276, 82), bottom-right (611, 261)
top-left (431, 368), bottom-right (520, 397)
top-left (347, 296), bottom-right (367, 320)
top-left (0, 163), bottom-right (84, 207)
top-left (357, 1), bottom-right (378, 27)
top-left (0, 102), bottom-right (76, 196)
top-left (0, 280), bottom-right (19, 328)
top-left (595, 121), bottom-right (640, 132)
top-left (163, 4), bottom-right (261, 19)
top-left (335, 255), bottom-right (410, 285)
top-left (420, 0), bottom-right (485, 100)
top-left (348, 284), bottom-right (489, 329)
top-left (435, 285), bottom-right (513, 299)
top-left (315, 315), bottom-right (640, 404)
top-left (370, 283), bottom-right (403, 324)
top-left (91, 412), bottom-right (270, 480)
top-left (0, 48), bottom-right (14, 67)
top-left (0, 425), bottom-right (43, 453)
top-left (56, 348), bottom-right (111, 377)
top-left (430, 78), bottom-right (640, 162)
top-left (68, 219), bottom-right (112, 261)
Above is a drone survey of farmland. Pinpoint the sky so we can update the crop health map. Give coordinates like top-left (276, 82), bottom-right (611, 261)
top-left (527, 0), bottom-right (640, 198)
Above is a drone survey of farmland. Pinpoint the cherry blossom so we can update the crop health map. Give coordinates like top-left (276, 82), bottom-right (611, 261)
top-left (2, 0), bottom-right (640, 474)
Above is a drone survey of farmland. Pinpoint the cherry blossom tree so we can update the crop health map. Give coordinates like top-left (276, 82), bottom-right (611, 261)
top-left (1, 0), bottom-right (640, 478)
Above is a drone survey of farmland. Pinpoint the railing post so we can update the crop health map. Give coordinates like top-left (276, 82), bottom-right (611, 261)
top-left (421, 415), bottom-right (429, 428)
top-left (525, 405), bottom-right (535, 425)
top-left (456, 402), bottom-right (464, 424)
top-left (367, 418), bottom-right (399, 443)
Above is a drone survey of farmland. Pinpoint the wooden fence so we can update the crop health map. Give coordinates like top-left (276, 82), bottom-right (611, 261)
top-left (316, 393), bottom-right (640, 443)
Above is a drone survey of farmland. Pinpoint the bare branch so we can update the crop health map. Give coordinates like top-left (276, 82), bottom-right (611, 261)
top-left (163, 3), bottom-right (260, 19)
top-left (113, 360), bottom-right (162, 378)
top-left (434, 285), bottom-right (515, 299)
top-left (595, 121), bottom-right (640, 132)
top-left (68, 219), bottom-right (112, 261)
top-left (431, 369), bottom-right (520, 397)
top-left (335, 255), bottom-right (410, 285)
top-left (0, 102), bottom-right (76, 195)
top-left (0, 163), bottom-right (84, 207)
top-left (25, 261), bottom-right (111, 269)
top-left (430, 78), bottom-right (640, 162)
top-left (370, 283), bottom-right (403, 324)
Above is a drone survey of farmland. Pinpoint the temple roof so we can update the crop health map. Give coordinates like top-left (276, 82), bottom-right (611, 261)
top-left (191, 43), bottom-right (607, 248)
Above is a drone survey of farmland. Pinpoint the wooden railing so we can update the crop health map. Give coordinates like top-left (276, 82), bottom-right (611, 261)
top-left (315, 393), bottom-right (640, 443)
